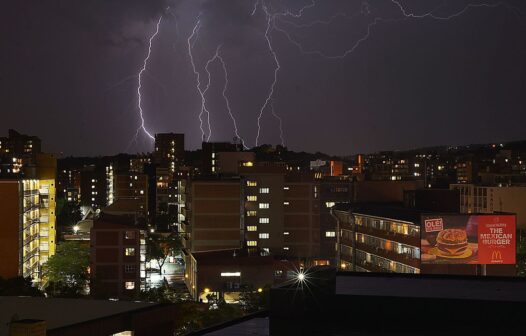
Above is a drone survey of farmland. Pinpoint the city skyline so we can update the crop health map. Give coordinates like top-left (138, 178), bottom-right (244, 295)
top-left (2, 0), bottom-right (526, 156)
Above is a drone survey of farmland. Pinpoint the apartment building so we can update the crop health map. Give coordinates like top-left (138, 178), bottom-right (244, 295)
top-left (154, 133), bottom-right (184, 173)
top-left (334, 205), bottom-right (421, 274)
top-left (90, 214), bottom-right (147, 298)
top-left (181, 178), bottom-right (242, 252)
top-left (0, 129), bottom-right (41, 177)
top-left (201, 142), bottom-right (243, 175)
top-left (113, 173), bottom-right (148, 217)
top-left (451, 183), bottom-right (526, 228)
top-left (0, 178), bottom-right (56, 284)
top-left (334, 204), bottom-right (516, 276)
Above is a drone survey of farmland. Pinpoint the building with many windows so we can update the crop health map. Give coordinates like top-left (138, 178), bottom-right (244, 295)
top-left (333, 204), bottom-right (421, 274)
top-left (90, 214), bottom-right (147, 298)
top-left (451, 183), bottom-right (526, 229)
top-left (154, 133), bottom-right (184, 173)
top-left (181, 178), bottom-right (242, 252)
top-left (0, 176), bottom-right (56, 284)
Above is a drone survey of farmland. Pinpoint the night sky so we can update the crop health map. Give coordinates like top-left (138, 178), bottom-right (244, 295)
top-left (2, 0), bottom-right (526, 156)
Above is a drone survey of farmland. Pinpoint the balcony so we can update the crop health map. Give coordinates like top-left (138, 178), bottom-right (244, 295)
top-left (355, 259), bottom-right (391, 273)
top-left (355, 242), bottom-right (420, 269)
top-left (355, 225), bottom-right (419, 247)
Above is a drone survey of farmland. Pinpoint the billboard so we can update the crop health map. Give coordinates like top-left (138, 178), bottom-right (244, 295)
top-left (421, 214), bottom-right (516, 265)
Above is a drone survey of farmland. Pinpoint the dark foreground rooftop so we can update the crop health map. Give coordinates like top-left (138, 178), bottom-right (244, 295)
top-left (0, 296), bottom-right (175, 336)
top-left (336, 272), bottom-right (526, 302)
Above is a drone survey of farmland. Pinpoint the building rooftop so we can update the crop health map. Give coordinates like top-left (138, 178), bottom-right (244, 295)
top-left (0, 297), bottom-right (156, 336)
top-left (332, 203), bottom-right (424, 223)
top-left (336, 272), bottom-right (526, 302)
top-left (190, 249), bottom-right (275, 267)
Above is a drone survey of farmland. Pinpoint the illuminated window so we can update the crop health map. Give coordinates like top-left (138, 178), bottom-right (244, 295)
top-left (259, 188), bottom-right (269, 194)
top-left (283, 187), bottom-right (289, 190)
top-left (259, 217), bottom-right (269, 224)
top-left (221, 272), bottom-right (241, 277)
top-left (283, 201), bottom-right (290, 205)
top-left (325, 231), bottom-right (336, 237)
top-left (283, 247), bottom-right (290, 250)
top-left (283, 231), bottom-right (290, 235)
top-left (246, 181), bottom-right (257, 187)
top-left (247, 240), bottom-right (257, 246)
top-left (259, 233), bottom-right (270, 239)
top-left (247, 211), bottom-right (257, 217)
top-left (247, 226), bottom-right (258, 232)
top-left (125, 282), bottom-right (135, 290)
top-left (325, 202), bottom-right (335, 208)
top-left (259, 203), bottom-right (269, 209)
top-left (242, 161), bottom-right (254, 167)
top-left (246, 195), bottom-right (257, 201)
top-left (125, 248), bottom-right (135, 256)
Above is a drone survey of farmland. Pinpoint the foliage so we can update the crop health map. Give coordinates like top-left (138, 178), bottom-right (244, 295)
top-left (239, 285), bottom-right (270, 313)
top-left (0, 277), bottom-right (43, 296)
top-left (42, 241), bottom-right (89, 296)
top-left (147, 233), bottom-right (183, 274)
top-left (135, 282), bottom-right (187, 303)
top-left (174, 301), bottom-right (245, 335)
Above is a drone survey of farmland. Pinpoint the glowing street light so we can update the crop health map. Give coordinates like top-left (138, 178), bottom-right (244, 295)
top-left (297, 272), bottom-right (306, 281)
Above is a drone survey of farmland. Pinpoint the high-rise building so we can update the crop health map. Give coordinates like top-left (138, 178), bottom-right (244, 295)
top-left (201, 142), bottom-right (242, 175)
top-left (112, 173), bottom-right (149, 218)
top-left (181, 178), bottom-right (242, 252)
top-left (451, 183), bottom-right (526, 228)
top-left (0, 129), bottom-right (41, 177)
top-left (154, 133), bottom-right (184, 173)
top-left (0, 154), bottom-right (57, 285)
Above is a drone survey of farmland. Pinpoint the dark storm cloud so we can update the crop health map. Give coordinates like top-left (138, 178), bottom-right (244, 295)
top-left (1, 0), bottom-right (526, 156)
top-left (5, 0), bottom-right (166, 39)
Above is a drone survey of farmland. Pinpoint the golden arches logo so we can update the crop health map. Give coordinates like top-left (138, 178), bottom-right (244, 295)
top-left (491, 250), bottom-right (503, 262)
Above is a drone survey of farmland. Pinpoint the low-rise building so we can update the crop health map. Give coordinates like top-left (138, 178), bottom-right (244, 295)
top-left (184, 248), bottom-right (298, 302)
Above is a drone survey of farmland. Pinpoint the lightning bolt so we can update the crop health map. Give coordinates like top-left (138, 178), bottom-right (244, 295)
top-left (217, 53), bottom-right (249, 149)
top-left (255, 2), bottom-right (281, 146)
top-left (187, 18), bottom-right (212, 142)
top-left (270, 99), bottom-right (284, 147)
top-left (202, 46), bottom-right (249, 149)
top-left (272, 0), bottom-right (519, 60)
top-left (135, 15), bottom-right (163, 142)
top-left (391, 0), bottom-right (521, 20)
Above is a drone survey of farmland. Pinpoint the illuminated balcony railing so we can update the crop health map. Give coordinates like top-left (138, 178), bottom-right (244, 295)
top-left (355, 242), bottom-right (420, 269)
top-left (355, 224), bottom-right (420, 247)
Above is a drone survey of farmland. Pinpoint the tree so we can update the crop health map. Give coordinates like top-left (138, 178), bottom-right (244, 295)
top-left (0, 277), bottom-right (43, 296)
top-left (239, 285), bottom-right (270, 313)
top-left (147, 233), bottom-right (183, 275)
top-left (42, 241), bottom-right (89, 296)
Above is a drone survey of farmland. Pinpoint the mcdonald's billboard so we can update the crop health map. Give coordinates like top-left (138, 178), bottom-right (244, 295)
top-left (421, 214), bottom-right (516, 265)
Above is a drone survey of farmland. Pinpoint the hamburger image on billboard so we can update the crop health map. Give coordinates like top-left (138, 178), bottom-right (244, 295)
top-left (420, 215), bottom-right (516, 265)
